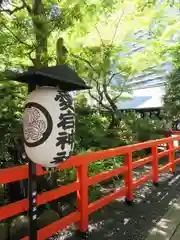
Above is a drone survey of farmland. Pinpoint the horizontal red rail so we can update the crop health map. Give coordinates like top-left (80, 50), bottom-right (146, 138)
top-left (0, 199), bottom-right (28, 221)
top-left (88, 166), bottom-right (127, 186)
top-left (133, 172), bottom-right (152, 189)
top-left (37, 182), bottom-right (80, 206)
top-left (132, 156), bottom-right (153, 169)
top-left (21, 211), bottom-right (80, 240)
top-left (1, 135), bottom-right (180, 240)
top-left (0, 181), bottom-right (79, 220)
top-left (0, 165), bottom-right (28, 184)
top-left (88, 187), bottom-right (127, 214)
top-left (174, 158), bottom-right (180, 164)
top-left (1, 137), bottom-right (177, 184)
top-left (157, 150), bottom-right (170, 159)
top-left (158, 162), bottom-right (172, 173)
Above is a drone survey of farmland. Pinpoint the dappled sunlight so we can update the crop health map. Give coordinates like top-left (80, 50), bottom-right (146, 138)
top-left (47, 170), bottom-right (180, 240)
top-left (157, 218), bottom-right (172, 230)
top-left (123, 218), bottom-right (131, 225)
top-left (148, 227), bottom-right (168, 238)
top-left (168, 175), bottom-right (180, 186)
top-left (171, 202), bottom-right (180, 210)
top-left (89, 220), bottom-right (105, 232)
top-left (147, 217), bottom-right (179, 240)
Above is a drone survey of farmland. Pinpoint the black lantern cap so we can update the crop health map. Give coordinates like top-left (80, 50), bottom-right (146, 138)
top-left (7, 64), bottom-right (90, 91)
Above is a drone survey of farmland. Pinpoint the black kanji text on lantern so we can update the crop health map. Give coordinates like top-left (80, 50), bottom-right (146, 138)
top-left (54, 90), bottom-right (74, 111)
top-left (50, 152), bottom-right (69, 164)
top-left (56, 131), bottom-right (74, 149)
top-left (57, 110), bottom-right (75, 130)
top-left (54, 90), bottom-right (75, 164)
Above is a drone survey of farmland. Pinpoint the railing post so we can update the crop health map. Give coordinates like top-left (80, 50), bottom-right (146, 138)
top-left (76, 163), bottom-right (89, 239)
top-left (124, 150), bottom-right (134, 205)
top-left (152, 145), bottom-right (158, 186)
top-left (168, 139), bottom-right (175, 173)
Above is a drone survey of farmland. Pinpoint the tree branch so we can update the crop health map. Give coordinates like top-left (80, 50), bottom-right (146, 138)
top-left (103, 73), bottom-right (118, 113)
top-left (88, 89), bottom-right (111, 111)
top-left (1, 21), bottom-right (32, 48)
top-left (112, 78), bottom-right (128, 102)
top-left (96, 81), bottom-right (104, 103)
top-left (111, 10), bottom-right (125, 45)
top-left (71, 53), bottom-right (99, 74)
top-left (103, 83), bottom-right (118, 112)
top-left (107, 72), bottom-right (121, 86)
top-left (95, 25), bottom-right (105, 47)
top-left (90, 77), bottom-right (104, 103)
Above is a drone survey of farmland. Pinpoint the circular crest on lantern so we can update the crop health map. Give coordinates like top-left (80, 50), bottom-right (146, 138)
top-left (23, 102), bottom-right (53, 147)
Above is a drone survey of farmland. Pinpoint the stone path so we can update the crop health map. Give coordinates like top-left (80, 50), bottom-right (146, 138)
top-left (51, 166), bottom-right (180, 240)
top-left (146, 187), bottom-right (180, 240)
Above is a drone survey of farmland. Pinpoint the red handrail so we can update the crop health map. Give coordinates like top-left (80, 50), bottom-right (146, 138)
top-left (1, 135), bottom-right (180, 239)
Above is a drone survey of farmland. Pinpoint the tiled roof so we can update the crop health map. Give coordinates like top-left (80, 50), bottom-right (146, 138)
top-left (117, 85), bottom-right (165, 110)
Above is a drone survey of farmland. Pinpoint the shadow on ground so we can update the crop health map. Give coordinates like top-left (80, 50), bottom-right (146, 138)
top-left (51, 154), bottom-right (180, 240)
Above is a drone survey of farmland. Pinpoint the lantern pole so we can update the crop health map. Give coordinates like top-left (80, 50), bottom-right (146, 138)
top-left (28, 83), bottom-right (38, 240)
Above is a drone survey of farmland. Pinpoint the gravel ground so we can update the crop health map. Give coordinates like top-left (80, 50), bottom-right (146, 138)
top-left (49, 155), bottom-right (180, 240)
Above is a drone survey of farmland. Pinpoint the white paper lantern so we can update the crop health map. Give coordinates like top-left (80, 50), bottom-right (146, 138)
top-left (23, 86), bottom-right (75, 168)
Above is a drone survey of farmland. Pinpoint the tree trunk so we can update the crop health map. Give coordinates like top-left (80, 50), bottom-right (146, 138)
top-left (108, 112), bottom-right (119, 129)
top-left (102, 83), bottom-right (119, 129)
top-left (32, 0), bottom-right (48, 68)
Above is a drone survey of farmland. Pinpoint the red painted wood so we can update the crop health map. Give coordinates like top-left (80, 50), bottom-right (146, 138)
top-left (132, 156), bottom-right (153, 169)
top-left (175, 146), bottom-right (180, 150)
top-left (168, 140), bottom-right (175, 173)
top-left (158, 162), bottom-right (172, 173)
top-left (133, 173), bottom-right (152, 189)
top-left (88, 187), bottom-right (127, 214)
top-left (124, 151), bottom-right (133, 201)
top-left (21, 211), bottom-right (80, 240)
top-left (0, 165), bottom-right (28, 184)
top-left (152, 145), bottom-right (158, 184)
top-left (175, 158), bottom-right (180, 164)
top-left (0, 199), bottom-right (28, 220)
top-left (37, 182), bottom-right (80, 206)
top-left (76, 164), bottom-right (89, 232)
top-left (2, 135), bottom-right (180, 240)
top-left (88, 166), bottom-right (127, 186)
top-left (157, 150), bottom-right (170, 159)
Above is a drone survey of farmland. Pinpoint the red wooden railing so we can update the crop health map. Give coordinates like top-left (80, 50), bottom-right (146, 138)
top-left (1, 134), bottom-right (180, 239)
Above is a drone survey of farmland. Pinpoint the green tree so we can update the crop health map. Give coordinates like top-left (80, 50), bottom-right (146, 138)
top-left (163, 30), bottom-right (180, 120)
top-left (0, 0), bottom-right (120, 69)
top-left (0, 0), bottom-right (126, 169)
top-left (66, 0), bottom-right (180, 128)
top-left (164, 67), bottom-right (180, 120)
top-left (0, 81), bottom-right (27, 167)
top-left (0, 0), bottom-right (179, 149)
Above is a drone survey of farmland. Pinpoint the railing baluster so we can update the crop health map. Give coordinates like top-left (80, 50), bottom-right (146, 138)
top-left (124, 151), bottom-right (133, 204)
top-left (76, 163), bottom-right (89, 238)
top-left (152, 145), bottom-right (158, 186)
top-left (168, 139), bottom-right (175, 173)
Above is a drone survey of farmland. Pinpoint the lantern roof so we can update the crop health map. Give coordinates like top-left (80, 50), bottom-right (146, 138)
top-left (6, 64), bottom-right (90, 91)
